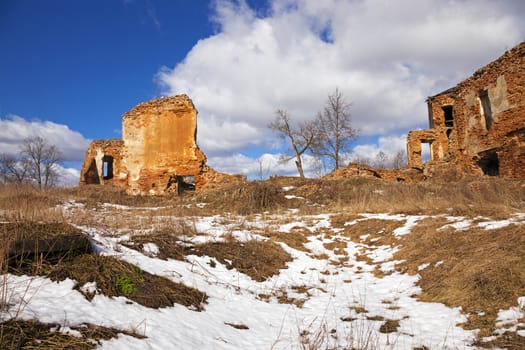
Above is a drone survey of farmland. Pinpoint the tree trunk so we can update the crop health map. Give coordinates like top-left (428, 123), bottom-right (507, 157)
top-left (295, 158), bottom-right (305, 178)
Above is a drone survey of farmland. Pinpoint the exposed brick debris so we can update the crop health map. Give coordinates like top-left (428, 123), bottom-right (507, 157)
top-left (330, 163), bottom-right (424, 183)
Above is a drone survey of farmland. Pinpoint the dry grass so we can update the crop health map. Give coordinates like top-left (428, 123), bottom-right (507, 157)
top-left (2, 176), bottom-right (524, 218)
top-left (0, 221), bottom-right (207, 310)
top-left (378, 319), bottom-right (400, 334)
top-left (194, 180), bottom-right (287, 214)
top-left (1, 222), bottom-right (91, 275)
top-left (259, 226), bottom-right (311, 252)
top-left (127, 233), bottom-right (292, 282)
top-left (0, 319), bottom-right (144, 349)
top-left (0, 185), bottom-right (65, 222)
top-left (124, 232), bottom-right (191, 260)
top-left (2, 176), bottom-right (525, 347)
top-left (189, 240), bottom-right (292, 282)
top-left (46, 254), bottom-right (207, 310)
top-left (323, 239), bottom-right (347, 255)
top-left (290, 176), bottom-right (524, 215)
top-left (343, 219), bottom-right (405, 246)
top-left (475, 330), bottom-right (525, 349)
top-left (0, 222), bottom-right (80, 241)
top-left (330, 213), bottom-right (361, 228)
top-left (61, 185), bottom-right (177, 209)
top-left (394, 220), bottom-right (525, 339)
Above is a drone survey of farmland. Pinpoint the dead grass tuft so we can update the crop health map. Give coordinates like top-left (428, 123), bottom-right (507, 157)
top-left (350, 306), bottom-right (368, 314)
top-left (475, 330), bottom-right (525, 349)
top-left (259, 227), bottom-right (311, 252)
top-left (1, 222), bottom-right (91, 275)
top-left (0, 319), bottom-right (144, 349)
top-left (224, 322), bottom-right (249, 330)
top-left (125, 232), bottom-right (190, 260)
top-left (193, 240), bottom-right (292, 282)
top-left (323, 239), bottom-right (348, 255)
top-left (343, 219), bottom-right (405, 246)
top-left (378, 319), bottom-right (400, 334)
top-left (330, 213), bottom-right (361, 228)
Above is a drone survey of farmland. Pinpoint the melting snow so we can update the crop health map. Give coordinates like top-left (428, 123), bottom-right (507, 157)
top-left (2, 208), bottom-right (504, 349)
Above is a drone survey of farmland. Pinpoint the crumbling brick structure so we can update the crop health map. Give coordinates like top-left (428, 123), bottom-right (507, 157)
top-left (330, 163), bottom-right (425, 183)
top-left (79, 95), bottom-right (240, 195)
top-left (407, 42), bottom-right (525, 179)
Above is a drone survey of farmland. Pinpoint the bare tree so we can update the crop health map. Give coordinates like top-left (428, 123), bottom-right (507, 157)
top-left (19, 136), bottom-right (63, 189)
top-left (0, 154), bottom-right (30, 184)
top-left (374, 150), bottom-right (388, 169)
top-left (312, 88), bottom-right (359, 172)
top-left (268, 109), bottom-right (316, 178)
top-left (391, 149), bottom-right (407, 169)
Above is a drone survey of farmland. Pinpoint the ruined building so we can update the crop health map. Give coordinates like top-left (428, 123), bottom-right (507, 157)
top-left (79, 95), bottom-right (242, 195)
top-left (407, 42), bottom-right (525, 179)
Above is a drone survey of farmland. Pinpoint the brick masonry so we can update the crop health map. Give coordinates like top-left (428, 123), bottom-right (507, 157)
top-left (407, 41), bottom-right (525, 179)
top-left (79, 95), bottom-right (244, 195)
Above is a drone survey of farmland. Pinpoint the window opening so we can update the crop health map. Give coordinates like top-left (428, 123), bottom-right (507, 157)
top-left (422, 142), bottom-right (432, 163)
top-left (446, 129), bottom-right (452, 139)
top-left (479, 90), bottom-right (492, 130)
top-left (477, 151), bottom-right (499, 176)
top-left (102, 156), bottom-right (114, 180)
top-left (442, 105), bottom-right (454, 127)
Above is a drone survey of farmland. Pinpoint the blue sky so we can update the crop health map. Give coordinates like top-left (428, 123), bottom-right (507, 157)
top-left (1, 0), bottom-right (524, 184)
top-left (0, 0), bottom-right (216, 140)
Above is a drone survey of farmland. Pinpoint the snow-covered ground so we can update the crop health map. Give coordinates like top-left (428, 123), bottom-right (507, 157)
top-left (2, 201), bottom-right (524, 349)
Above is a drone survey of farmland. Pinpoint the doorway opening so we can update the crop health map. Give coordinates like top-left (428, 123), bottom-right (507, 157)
top-left (477, 151), bottom-right (499, 176)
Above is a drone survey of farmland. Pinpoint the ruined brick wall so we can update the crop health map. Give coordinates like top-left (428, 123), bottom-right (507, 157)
top-left (121, 95), bottom-right (206, 195)
top-left (79, 95), bottom-right (216, 195)
top-left (79, 139), bottom-right (125, 186)
top-left (407, 42), bottom-right (525, 179)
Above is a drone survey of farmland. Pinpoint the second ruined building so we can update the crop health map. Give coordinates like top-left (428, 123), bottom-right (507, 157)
top-left (407, 41), bottom-right (525, 179)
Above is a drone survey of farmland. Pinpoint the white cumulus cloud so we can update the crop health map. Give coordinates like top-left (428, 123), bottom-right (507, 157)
top-left (56, 165), bottom-right (82, 188)
top-left (0, 115), bottom-right (91, 161)
top-left (208, 152), bottom-right (323, 179)
top-left (158, 0), bottom-right (524, 176)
